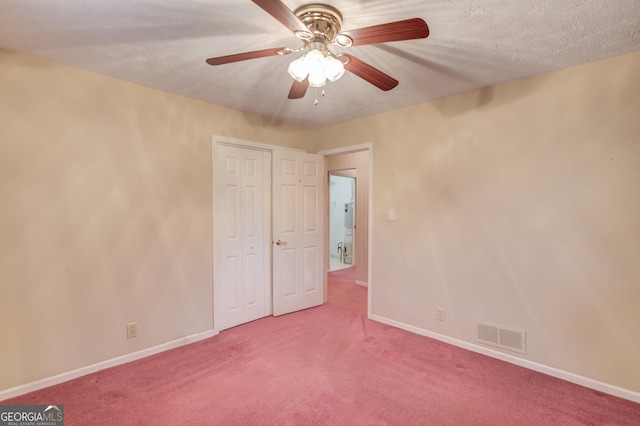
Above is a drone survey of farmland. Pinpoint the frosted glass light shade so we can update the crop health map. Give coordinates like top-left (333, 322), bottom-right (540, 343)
top-left (308, 71), bottom-right (327, 88)
top-left (287, 56), bottom-right (308, 82)
top-left (324, 56), bottom-right (345, 82)
top-left (304, 50), bottom-right (324, 75)
top-left (287, 49), bottom-right (345, 88)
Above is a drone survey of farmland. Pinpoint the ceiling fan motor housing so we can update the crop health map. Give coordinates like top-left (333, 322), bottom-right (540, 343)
top-left (294, 4), bottom-right (344, 44)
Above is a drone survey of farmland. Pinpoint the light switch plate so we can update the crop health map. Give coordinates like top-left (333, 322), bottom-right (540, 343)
top-left (388, 209), bottom-right (396, 221)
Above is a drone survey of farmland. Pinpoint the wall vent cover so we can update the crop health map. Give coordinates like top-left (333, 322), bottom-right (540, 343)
top-left (475, 322), bottom-right (526, 354)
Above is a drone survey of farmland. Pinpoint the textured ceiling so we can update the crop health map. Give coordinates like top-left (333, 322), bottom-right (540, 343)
top-left (1, 0), bottom-right (639, 128)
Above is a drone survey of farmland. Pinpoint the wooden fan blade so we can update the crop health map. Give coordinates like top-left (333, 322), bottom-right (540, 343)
top-left (342, 55), bottom-right (399, 91)
top-left (288, 78), bottom-right (309, 99)
top-left (206, 47), bottom-right (287, 65)
top-left (341, 18), bottom-right (429, 47)
top-left (252, 0), bottom-right (309, 34)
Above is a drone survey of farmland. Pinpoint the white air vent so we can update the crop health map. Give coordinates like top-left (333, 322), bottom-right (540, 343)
top-left (475, 322), bottom-right (526, 354)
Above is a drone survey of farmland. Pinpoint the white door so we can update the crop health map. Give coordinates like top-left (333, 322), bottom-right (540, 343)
top-left (214, 144), bottom-right (271, 331)
top-left (272, 149), bottom-right (325, 316)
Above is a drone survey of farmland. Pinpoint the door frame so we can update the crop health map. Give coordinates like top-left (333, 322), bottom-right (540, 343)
top-left (211, 135), bottom-right (306, 335)
top-left (319, 143), bottom-right (373, 319)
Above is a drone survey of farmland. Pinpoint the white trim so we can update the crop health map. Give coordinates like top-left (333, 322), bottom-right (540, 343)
top-left (213, 134), bottom-right (304, 153)
top-left (366, 147), bottom-right (373, 319)
top-left (211, 140), bottom-right (218, 335)
top-left (370, 314), bottom-right (640, 404)
top-left (263, 151), bottom-right (273, 316)
top-left (212, 139), bottom-right (220, 335)
top-left (319, 143), bottom-right (373, 320)
top-left (0, 330), bottom-right (215, 402)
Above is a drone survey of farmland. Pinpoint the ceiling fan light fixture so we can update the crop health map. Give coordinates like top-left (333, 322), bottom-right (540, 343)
top-left (287, 48), bottom-right (345, 87)
top-left (305, 49), bottom-right (325, 66)
top-left (287, 55), bottom-right (308, 82)
top-left (324, 55), bottom-right (345, 82)
top-left (308, 70), bottom-right (327, 88)
top-left (305, 50), bottom-right (327, 87)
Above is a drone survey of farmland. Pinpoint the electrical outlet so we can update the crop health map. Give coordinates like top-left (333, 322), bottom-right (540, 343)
top-left (436, 307), bottom-right (446, 322)
top-left (126, 322), bottom-right (138, 339)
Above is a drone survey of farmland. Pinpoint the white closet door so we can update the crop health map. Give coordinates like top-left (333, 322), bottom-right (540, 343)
top-left (214, 144), bottom-right (271, 330)
top-left (272, 149), bottom-right (325, 316)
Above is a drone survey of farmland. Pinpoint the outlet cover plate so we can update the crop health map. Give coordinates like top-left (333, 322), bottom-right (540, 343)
top-left (126, 322), bottom-right (138, 339)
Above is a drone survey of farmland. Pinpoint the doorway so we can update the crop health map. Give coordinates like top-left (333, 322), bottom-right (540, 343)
top-left (322, 144), bottom-right (372, 318)
top-left (323, 147), bottom-right (370, 287)
top-left (329, 172), bottom-right (356, 271)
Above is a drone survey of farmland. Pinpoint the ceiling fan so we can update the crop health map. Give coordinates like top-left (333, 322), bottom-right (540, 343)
top-left (206, 0), bottom-right (429, 102)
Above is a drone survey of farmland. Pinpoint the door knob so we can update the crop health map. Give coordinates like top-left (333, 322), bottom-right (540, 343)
top-left (274, 240), bottom-right (288, 246)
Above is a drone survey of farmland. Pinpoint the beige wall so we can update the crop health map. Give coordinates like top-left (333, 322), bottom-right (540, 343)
top-left (314, 51), bottom-right (640, 394)
top-left (2, 46), bottom-right (640, 397)
top-left (0, 49), bottom-right (308, 392)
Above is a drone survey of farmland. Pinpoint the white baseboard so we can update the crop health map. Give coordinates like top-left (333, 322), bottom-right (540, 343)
top-left (370, 314), bottom-right (640, 404)
top-left (0, 329), bottom-right (216, 401)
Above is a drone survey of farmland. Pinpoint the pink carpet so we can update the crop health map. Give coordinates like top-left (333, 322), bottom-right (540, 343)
top-left (5, 266), bottom-right (640, 425)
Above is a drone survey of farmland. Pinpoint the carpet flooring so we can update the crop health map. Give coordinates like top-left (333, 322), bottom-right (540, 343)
top-left (5, 267), bottom-right (640, 425)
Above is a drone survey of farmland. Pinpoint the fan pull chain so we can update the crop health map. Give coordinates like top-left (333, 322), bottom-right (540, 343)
top-left (313, 88), bottom-right (326, 106)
